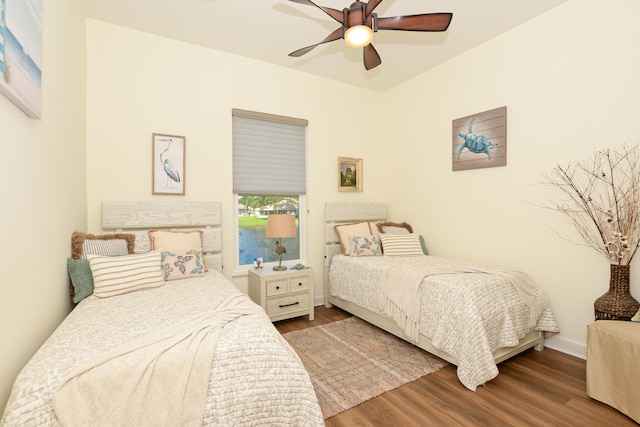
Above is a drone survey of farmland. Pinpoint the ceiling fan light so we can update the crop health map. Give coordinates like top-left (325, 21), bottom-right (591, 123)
top-left (344, 25), bottom-right (373, 48)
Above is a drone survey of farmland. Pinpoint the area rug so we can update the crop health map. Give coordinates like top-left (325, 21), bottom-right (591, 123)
top-left (282, 316), bottom-right (448, 418)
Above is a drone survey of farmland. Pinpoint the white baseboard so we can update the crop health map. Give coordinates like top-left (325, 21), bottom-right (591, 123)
top-left (315, 297), bottom-right (587, 360)
top-left (544, 335), bottom-right (586, 360)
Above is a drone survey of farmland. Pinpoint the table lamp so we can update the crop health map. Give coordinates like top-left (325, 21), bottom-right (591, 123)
top-left (265, 214), bottom-right (297, 271)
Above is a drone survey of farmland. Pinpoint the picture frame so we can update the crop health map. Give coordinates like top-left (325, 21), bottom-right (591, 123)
top-left (0, 0), bottom-right (43, 119)
top-left (152, 133), bottom-right (185, 195)
top-left (338, 157), bottom-right (363, 192)
top-left (452, 106), bottom-right (507, 171)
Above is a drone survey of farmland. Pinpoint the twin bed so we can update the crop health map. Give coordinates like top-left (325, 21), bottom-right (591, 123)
top-left (1, 201), bottom-right (324, 427)
top-left (324, 202), bottom-right (559, 391)
top-left (2, 200), bottom-right (559, 425)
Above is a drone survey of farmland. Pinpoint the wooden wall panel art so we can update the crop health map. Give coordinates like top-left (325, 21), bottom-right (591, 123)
top-left (452, 106), bottom-right (507, 171)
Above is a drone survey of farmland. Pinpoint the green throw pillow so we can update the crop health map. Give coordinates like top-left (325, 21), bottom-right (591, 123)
top-left (419, 235), bottom-right (429, 255)
top-left (67, 258), bottom-right (94, 303)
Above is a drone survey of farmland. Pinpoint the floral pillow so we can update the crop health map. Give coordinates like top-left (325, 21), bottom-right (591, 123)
top-left (161, 249), bottom-right (206, 281)
top-left (149, 229), bottom-right (208, 271)
top-left (350, 235), bottom-right (382, 257)
top-left (334, 221), bottom-right (374, 255)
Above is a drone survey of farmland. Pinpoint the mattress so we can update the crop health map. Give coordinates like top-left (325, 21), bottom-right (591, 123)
top-left (329, 254), bottom-right (559, 390)
top-left (1, 271), bottom-right (323, 426)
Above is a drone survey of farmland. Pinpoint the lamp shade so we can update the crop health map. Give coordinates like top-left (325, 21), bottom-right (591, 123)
top-left (265, 214), bottom-right (297, 238)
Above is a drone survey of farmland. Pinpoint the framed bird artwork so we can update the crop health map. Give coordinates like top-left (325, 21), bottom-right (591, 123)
top-left (152, 133), bottom-right (185, 195)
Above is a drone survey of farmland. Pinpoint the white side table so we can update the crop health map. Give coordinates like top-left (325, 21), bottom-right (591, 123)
top-left (248, 267), bottom-right (314, 322)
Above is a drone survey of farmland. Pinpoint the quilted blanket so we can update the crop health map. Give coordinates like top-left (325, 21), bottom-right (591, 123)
top-left (1, 272), bottom-right (323, 427)
top-left (330, 255), bottom-right (559, 391)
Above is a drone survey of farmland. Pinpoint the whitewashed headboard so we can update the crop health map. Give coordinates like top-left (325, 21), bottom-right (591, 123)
top-left (102, 201), bottom-right (223, 272)
top-left (324, 202), bottom-right (387, 297)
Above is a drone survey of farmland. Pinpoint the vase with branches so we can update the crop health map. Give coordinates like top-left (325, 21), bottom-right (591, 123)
top-left (543, 143), bottom-right (640, 320)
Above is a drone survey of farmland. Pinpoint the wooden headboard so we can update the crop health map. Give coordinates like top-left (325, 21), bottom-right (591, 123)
top-left (324, 202), bottom-right (387, 299)
top-left (324, 202), bottom-right (387, 262)
top-left (102, 201), bottom-right (223, 272)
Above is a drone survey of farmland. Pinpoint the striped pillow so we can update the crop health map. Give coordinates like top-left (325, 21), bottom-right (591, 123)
top-left (81, 239), bottom-right (129, 259)
top-left (380, 234), bottom-right (424, 256)
top-left (88, 251), bottom-right (164, 298)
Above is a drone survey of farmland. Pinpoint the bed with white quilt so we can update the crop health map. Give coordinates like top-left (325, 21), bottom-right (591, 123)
top-left (1, 201), bottom-right (323, 427)
top-left (324, 202), bottom-right (559, 391)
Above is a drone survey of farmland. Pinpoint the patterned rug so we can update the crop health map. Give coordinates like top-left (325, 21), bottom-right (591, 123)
top-left (282, 316), bottom-right (448, 418)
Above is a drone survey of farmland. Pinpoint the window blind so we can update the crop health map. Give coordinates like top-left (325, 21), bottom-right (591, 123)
top-left (232, 109), bottom-right (307, 195)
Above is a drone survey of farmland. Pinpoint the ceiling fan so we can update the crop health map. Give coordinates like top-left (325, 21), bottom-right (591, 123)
top-left (288, 0), bottom-right (453, 70)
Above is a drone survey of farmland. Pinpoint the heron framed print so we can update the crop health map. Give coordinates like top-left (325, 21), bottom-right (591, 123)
top-left (338, 156), bottom-right (363, 192)
top-left (0, 0), bottom-right (43, 119)
top-left (152, 133), bottom-right (185, 195)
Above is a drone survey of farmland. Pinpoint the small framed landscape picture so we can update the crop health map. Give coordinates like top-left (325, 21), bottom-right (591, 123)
top-left (338, 157), bottom-right (363, 192)
top-left (152, 133), bottom-right (185, 195)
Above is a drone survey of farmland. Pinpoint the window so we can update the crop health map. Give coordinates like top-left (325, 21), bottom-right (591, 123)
top-left (232, 109), bottom-right (308, 273)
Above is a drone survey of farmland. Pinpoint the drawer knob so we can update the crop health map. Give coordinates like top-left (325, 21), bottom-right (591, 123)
top-left (298, 282), bottom-right (302, 286)
top-left (276, 286), bottom-right (280, 290)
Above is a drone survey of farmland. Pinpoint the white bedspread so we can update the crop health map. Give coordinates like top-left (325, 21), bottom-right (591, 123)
top-left (330, 255), bottom-right (559, 391)
top-left (1, 272), bottom-right (324, 427)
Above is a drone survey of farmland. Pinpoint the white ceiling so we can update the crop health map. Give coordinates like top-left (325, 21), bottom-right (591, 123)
top-left (84, 0), bottom-right (568, 92)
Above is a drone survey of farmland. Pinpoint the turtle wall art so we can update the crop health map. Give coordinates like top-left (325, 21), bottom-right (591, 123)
top-left (452, 106), bottom-right (507, 171)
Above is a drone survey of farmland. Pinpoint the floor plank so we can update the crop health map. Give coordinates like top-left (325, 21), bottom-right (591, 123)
top-left (274, 306), bottom-right (637, 426)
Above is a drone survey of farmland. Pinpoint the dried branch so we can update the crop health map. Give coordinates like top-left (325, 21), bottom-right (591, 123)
top-left (542, 144), bottom-right (640, 265)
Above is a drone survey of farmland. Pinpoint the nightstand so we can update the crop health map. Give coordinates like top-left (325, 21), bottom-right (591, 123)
top-left (248, 268), bottom-right (314, 322)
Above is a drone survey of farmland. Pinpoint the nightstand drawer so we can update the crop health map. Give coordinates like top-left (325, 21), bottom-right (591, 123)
top-left (289, 276), bottom-right (310, 292)
top-left (266, 280), bottom-right (288, 296)
top-left (247, 267), bottom-right (314, 322)
top-left (267, 294), bottom-right (310, 317)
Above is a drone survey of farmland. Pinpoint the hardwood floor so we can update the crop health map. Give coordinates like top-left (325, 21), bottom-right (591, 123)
top-left (275, 306), bottom-right (637, 427)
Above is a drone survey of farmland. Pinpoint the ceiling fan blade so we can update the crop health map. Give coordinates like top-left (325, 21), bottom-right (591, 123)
top-left (365, 0), bottom-right (384, 17)
top-left (363, 44), bottom-right (382, 70)
top-left (288, 27), bottom-right (343, 57)
top-left (376, 13), bottom-right (453, 31)
top-left (288, 0), bottom-right (344, 23)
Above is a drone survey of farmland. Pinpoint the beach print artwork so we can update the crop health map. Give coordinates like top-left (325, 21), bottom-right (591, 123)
top-left (452, 106), bottom-right (507, 171)
top-left (0, 0), bottom-right (42, 118)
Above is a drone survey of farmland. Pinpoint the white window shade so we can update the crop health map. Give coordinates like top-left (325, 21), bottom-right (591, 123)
top-left (233, 110), bottom-right (307, 195)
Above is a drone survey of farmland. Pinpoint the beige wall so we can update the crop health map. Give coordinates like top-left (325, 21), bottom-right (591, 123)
top-left (85, 20), bottom-right (387, 295)
top-left (85, 0), bottom-right (640, 356)
top-left (384, 0), bottom-right (640, 354)
top-left (0, 0), bottom-right (87, 414)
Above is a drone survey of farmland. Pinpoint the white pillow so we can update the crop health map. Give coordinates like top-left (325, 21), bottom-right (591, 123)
top-left (148, 229), bottom-right (208, 271)
top-left (379, 234), bottom-right (424, 256)
top-left (88, 250), bottom-right (164, 298)
top-left (334, 221), bottom-right (373, 255)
